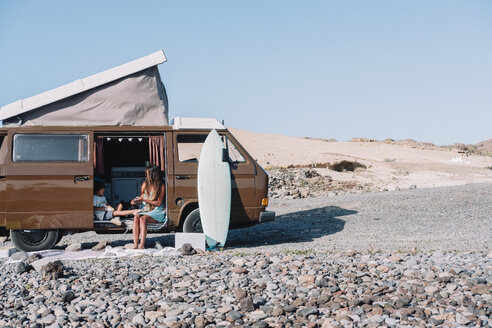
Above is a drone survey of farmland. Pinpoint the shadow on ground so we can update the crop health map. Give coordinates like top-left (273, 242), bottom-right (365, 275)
top-left (226, 205), bottom-right (356, 249)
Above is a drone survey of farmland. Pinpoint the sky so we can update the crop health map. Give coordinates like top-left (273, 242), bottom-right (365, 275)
top-left (0, 1), bottom-right (491, 145)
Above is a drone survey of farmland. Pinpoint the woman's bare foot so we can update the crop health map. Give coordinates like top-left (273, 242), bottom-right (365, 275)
top-left (138, 244), bottom-right (145, 249)
top-left (133, 244), bottom-right (139, 249)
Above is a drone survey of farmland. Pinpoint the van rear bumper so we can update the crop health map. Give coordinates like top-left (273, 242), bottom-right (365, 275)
top-left (259, 211), bottom-right (275, 223)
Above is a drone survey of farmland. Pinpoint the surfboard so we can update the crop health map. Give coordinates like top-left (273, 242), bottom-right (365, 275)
top-left (197, 129), bottom-right (231, 248)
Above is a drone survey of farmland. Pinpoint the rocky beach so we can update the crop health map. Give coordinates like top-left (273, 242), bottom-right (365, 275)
top-left (1, 183), bottom-right (491, 327)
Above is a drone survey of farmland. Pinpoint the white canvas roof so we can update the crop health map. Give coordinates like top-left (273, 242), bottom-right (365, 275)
top-left (0, 50), bottom-right (169, 127)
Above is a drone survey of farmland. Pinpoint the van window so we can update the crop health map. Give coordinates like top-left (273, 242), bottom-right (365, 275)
top-left (225, 137), bottom-right (246, 163)
top-left (13, 133), bottom-right (89, 162)
top-left (177, 134), bottom-right (246, 163)
top-left (177, 134), bottom-right (207, 163)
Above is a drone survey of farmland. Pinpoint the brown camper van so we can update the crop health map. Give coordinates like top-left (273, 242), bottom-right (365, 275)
top-left (0, 51), bottom-right (274, 251)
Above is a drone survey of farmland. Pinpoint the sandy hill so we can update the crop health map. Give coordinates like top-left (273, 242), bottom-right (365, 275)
top-left (476, 139), bottom-right (492, 155)
top-left (230, 128), bottom-right (492, 191)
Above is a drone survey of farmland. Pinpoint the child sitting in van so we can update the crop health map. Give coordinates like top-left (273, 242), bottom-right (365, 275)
top-left (94, 181), bottom-right (141, 226)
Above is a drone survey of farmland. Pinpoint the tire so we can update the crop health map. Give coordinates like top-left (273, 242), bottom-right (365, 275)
top-left (56, 230), bottom-right (64, 245)
top-left (10, 229), bottom-right (60, 252)
top-left (182, 209), bottom-right (203, 233)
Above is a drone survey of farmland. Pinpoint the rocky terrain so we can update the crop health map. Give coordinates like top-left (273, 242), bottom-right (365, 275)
top-left (267, 167), bottom-right (371, 200)
top-left (0, 183), bottom-right (491, 327)
top-left (0, 250), bottom-right (490, 327)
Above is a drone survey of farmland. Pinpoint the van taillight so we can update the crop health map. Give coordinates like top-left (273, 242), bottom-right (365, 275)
top-left (261, 198), bottom-right (269, 206)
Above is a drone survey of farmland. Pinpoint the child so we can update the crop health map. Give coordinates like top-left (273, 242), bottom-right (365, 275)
top-left (94, 181), bottom-right (141, 226)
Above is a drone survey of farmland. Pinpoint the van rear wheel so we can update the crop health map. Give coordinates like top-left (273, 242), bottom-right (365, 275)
top-left (10, 229), bottom-right (60, 252)
top-left (182, 209), bottom-right (203, 233)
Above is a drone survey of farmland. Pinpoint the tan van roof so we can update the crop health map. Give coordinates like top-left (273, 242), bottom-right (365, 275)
top-left (0, 51), bottom-right (168, 127)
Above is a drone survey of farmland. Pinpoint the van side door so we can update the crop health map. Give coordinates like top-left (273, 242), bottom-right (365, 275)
top-left (4, 130), bottom-right (94, 230)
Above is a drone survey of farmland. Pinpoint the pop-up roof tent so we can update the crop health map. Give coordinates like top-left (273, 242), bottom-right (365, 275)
top-left (0, 50), bottom-right (168, 127)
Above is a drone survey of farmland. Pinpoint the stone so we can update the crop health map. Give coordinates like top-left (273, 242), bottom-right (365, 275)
top-left (471, 285), bottom-right (489, 295)
top-left (16, 261), bottom-right (31, 274)
top-left (226, 310), bottom-right (242, 322)
top-left (247, 310), bottom-right (267, 321)
top-left (178, 243), bottom-right (197, 255)
top-left (145, 311), bottom-right (163, 320)
top-left (299, 275), bottom-right (315, 285)
top-left (239, 297), bottom-right (255, 312)
top-left (11, 251), bottom-right (28, 261)
top-left (438, 272), bottom-right (452, 282)
top-left (91, 241), bottom-right (108, 251)
top-left (26, 253), bottom-right (43, 264)
top-left (388, 254), bottom-right (402, 262)
top-left (409, 184), bottom-right (417, 189)
top-left (284, 305), bottom-right (297, 313)
top-left (62, 291), bottom-right (75, 303)
top-left (231, 267), bottom-right (248, 274)
top-left (233, 287), bottom-right (247, 300)
top-left (41, 260), bottom-right (64, 280)
top-left (132, 314), bottom-right (146, 325)
top-left (298, 307), bottom-right (318, 317)
top-left (66, 244), bottom-right (82, 252)
top-left (39, 314), bottom-right (56, 325)
top-left (424, 286), bottom-right (438, 294)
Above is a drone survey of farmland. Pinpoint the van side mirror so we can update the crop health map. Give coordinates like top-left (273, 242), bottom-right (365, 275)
top-left (222, 148), bottom-right (230, 163)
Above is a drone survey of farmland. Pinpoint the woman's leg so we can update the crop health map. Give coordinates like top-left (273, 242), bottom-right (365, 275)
top-left (114, 209), bottom-right (141, 216)
top-left (138, 215), bottom-right (158, 249)
top-left (133, 214), bottom-right (141, 249)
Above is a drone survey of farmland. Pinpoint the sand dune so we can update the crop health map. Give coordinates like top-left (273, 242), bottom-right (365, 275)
top-left (230, 128), bottom-right (492, 191)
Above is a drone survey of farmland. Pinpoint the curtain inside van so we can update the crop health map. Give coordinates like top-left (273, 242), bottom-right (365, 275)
top-left (149, 136), bottom-right (165, 171)
top-left (94, 137), bottom-right (105, 175)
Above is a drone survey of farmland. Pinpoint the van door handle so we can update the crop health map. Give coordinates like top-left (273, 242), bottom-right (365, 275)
top-left (74, 175), bottom-right (90, 183)
top-left (176, 176), bottom-right (190, 180)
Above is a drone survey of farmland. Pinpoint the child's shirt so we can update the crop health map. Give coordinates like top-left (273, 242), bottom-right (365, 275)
top-left (93, 195), bottom-right (108, 221)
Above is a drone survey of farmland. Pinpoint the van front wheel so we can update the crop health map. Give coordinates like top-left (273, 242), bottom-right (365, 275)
top-left (10, 229), bottom-right (60, 252)
top-left (182, 209), bottom-right (203, 233)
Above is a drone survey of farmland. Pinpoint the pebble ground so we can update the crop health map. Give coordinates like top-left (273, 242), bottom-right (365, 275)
top-left (0, 183), bottom-right (491, 327)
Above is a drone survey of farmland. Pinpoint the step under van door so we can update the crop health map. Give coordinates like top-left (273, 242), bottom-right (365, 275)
top-left (4, 130), bottom-right (94, 230)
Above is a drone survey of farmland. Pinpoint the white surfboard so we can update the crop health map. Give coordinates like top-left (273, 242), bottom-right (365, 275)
top-left (197, 130), bottom-right (231, 248)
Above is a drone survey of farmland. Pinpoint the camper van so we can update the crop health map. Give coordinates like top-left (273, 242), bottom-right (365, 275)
top-left (0, 51), bottom-right (274, 251)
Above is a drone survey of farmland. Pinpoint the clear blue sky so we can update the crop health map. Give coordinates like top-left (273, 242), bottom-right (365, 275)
top-left (1, 1), bottom-right (491, 145)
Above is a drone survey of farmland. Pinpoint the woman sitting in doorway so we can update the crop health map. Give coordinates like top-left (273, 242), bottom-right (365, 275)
top-left (131, 165), bottom-right (166, 249)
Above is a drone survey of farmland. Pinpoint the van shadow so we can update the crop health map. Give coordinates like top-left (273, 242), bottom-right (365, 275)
top-left (226, 205), bottom-right (357, 249)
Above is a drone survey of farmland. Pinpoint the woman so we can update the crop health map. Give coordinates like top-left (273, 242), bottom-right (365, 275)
top-left (131, 165), bottom-right (166, 249)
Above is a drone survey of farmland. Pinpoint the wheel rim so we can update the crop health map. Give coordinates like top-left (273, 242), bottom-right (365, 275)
top-left (192, 218), bottom-right (203, 233)
top-left (18, 230), bottom-right (49, 246)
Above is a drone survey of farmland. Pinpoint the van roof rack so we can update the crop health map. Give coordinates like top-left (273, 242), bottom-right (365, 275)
top-left (172, 117), bottom-right (226, 130)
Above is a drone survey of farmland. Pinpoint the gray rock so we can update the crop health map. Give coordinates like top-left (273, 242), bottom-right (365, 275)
top-left (178, 243), bottom-right (197, 255)
top-left (298, 307), bottom-right (318, 317)
top-left (239, 297), bottom-right (255, 312)
top-left (66, 243), bottom-right (82, 252)
top-left (41, 260), bottom-right (64, 280)
top-left (16, 261), bottom-right (31, 274)
top-left (226, 310), bottom-right (242, 322)
top-left (91, 241), bottom-right (108, 251)
top-left (26, 253), bottom-right (43, 264)
top-left (62, 291), bottom-right (75, 303)
top-left (39, 314), bottom-right (56, 325)
top-left (132, 314), bottom-right (146, 325)
top-left (11, 251), bottom-right (28, 261)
